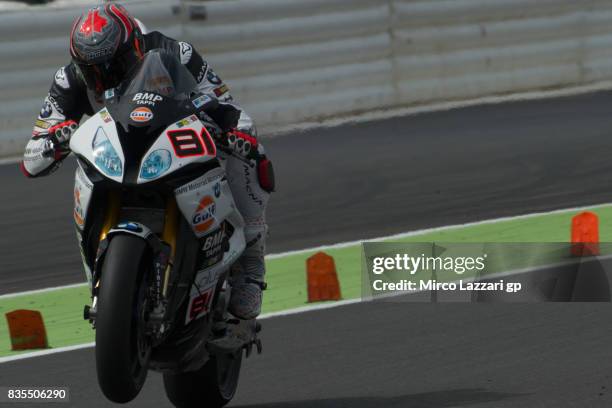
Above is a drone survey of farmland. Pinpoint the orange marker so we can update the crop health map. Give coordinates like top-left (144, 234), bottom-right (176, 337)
top-left (5, 309), bottom-right (49, 351)
top-left (571, 211), bottom-right (600, 256)
top-left (306, 252), bottom-right (342, 302)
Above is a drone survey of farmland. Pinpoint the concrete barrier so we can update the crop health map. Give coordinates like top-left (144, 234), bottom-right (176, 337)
top-left (1, 0), bottom-right (612, 156)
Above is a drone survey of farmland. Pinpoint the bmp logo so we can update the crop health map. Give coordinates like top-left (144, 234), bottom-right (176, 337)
top-left (133, 93), bottom-right (163, 106)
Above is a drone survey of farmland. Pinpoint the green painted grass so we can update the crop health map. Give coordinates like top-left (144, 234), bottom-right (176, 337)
top-left (1, 204), bottom-right (611, 357)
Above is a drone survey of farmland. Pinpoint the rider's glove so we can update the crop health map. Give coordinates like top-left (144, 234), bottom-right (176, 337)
top-left (226, 129), bottom-right (259, 159)
top-left (42, 120), bottom-right (77, 158)
top-left (49, 120), bottom-right (78, 145)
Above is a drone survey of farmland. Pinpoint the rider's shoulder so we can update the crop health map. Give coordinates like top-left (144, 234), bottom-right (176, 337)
top-left (51, 63), bottom-right (83, 92)
top-left (144, 31), bottom-right (199, 65)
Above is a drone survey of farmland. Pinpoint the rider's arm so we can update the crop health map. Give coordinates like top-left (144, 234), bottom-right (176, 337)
top-left (21, 64), bottom-right (87, 178)
top-left (177, 41), bottom-right (258, 136)
top-left (176, 41), bottom-right (233, 103)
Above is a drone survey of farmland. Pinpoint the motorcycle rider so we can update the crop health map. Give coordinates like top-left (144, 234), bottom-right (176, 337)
top-left (20, 3), bottom-right (273, 321)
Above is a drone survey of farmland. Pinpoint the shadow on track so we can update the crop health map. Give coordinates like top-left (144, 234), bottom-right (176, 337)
top-left (235, 388), bottom-right (524, 408)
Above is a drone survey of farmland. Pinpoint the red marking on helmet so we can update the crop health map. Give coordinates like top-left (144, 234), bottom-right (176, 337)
top-left (69, 16), bottom-right (80, 57)
top-left (79, 9), bottom-right (108, 37)
top-left (109, 4), bottom-right (133, 42)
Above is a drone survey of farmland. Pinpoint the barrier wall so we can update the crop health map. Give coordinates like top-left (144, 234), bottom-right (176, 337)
top-left (1, 0), bottom-right (612, 156)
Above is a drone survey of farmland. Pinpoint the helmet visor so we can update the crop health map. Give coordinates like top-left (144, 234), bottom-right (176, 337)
top-left (75, 47), bottom-right (141, 92)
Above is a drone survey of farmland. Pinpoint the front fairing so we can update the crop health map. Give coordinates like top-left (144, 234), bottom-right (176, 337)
top-left (70, 50), bottom-right (220, 185)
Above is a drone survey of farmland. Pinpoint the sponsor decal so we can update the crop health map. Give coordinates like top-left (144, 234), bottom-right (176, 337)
top-left (206, 68), bottom-right (222, 85)
top-left (192, 195), bottom-right (216, 234)
top-left (175, 115), bottom-right (197, 128)
top-left (176, 119), bottom-right (190, 128)
top-left (148, 76), bottom-right (173, 93)
top-left (74, 187), bottom-right (85, 227)
top-left (133, 92), bottom-right (163, 106)
top-left (213, 84), bottom-right (229, 97)
top-left (117, 222), bottom-right (142, 232)
top-left (188, 286), bottom-right (214, 320)
top-left (76, 164), bottom-right (93, 189)
top-left (35, 119), bottom-right (51, 129)
top-left (48, 95), bottom-right (63, 114)
top-left (104, 88), bottom-right (115, 99)
top-left (201, 227), bottom-right (225, 258)
top-left (54, 67), bottom-right (69, 89)
top-left (196, 63), bottom-right (208, 83)
top-left (85, 46), bottom-right (114, 61)
top-left (244, 164), bottom-right (264, 206)
top-left (179, 42), bottom-right (193, 64)
top-left (174, 168), bottom-right (224, 195)
top-left (40, 101), bottom-right (52, 119)
top-left (213, 182), bottom-right (221, 198)
top-left (192, 94), bottom-right (212, 109)
top-left (100, 109), bottom-right (113, 123)
top-left (79, 9), bottom-right (108, 37)
top-left (130, 107), bottom-right (154, 123)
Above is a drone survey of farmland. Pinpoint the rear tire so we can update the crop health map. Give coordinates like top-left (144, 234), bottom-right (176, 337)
top-left (163, 352), bottom-right (243, 408)
top-left (95, 235), bottom-right (151, 403)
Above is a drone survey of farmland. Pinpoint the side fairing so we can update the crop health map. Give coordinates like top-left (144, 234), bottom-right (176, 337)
top-left (73, 162), bottom-right (94, 230)
top-left (74, 162), bottom-right (95, 286)
top-left (175, 166), bottom-right (246, 323)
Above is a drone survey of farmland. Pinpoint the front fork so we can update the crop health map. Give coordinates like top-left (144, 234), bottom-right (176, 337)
top-left (84, 192), bottom-right (179, 330)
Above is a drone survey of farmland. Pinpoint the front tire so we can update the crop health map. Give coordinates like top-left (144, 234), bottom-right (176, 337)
top-left (163, 352), bottom-right (243, 408)
top-left (95, 235), bottom-right (152, 403)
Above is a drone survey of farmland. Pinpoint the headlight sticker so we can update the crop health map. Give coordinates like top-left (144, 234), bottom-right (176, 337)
top-left (140, 149), bottom-right (173, 180)
top-left (92, 126), bottom-right (122, 177)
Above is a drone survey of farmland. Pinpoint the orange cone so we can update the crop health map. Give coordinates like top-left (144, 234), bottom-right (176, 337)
top-left (306, 252), bottom-right (342, 302)
top-left (571, 211), bottom-right (600, 257)
top-left (5, 309), bottom-right (48, 351)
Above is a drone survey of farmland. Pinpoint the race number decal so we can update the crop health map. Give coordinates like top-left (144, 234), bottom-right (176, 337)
top-left (188, 286), bottom-right (214, 321)
top-left (167, 128), bottom-right (215, 158)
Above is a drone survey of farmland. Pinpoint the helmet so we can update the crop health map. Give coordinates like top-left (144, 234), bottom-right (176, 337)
top-left (70, 3), bottom-right (144, 92)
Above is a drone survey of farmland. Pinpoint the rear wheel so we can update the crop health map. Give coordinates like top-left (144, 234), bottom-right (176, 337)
top-left (95, 235), bottom-right (152, 403)
top-left (163, 351), bottom-right (243, 408)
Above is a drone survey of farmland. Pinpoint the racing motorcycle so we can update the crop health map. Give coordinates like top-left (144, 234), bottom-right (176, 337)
top-left (70, 50), bottom-right (261, 407)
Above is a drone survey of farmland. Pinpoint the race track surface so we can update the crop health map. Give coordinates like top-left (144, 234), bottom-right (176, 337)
top-left (4, 91), bottom-right (612, 294)
top-left (2, 301), bottom-right (612, 408)
top-left (3, 93), bottom-right (612, 408)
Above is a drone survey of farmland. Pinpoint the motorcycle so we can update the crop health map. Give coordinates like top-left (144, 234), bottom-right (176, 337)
top-left (69, 50), bottom-right (261, 407)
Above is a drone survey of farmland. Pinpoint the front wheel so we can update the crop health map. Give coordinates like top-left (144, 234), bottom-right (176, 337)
top-left (163, 351), bottom-right (243, 408)
top-left (95, 235), bottom-right (152, 403)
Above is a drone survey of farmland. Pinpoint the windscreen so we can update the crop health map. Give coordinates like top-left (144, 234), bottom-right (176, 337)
top-left (119, 50), bottom-right (198, 99)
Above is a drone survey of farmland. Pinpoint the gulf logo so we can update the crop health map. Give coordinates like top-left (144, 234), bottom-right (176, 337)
top-left (192, 196), bottom-right (216, 233)
top-left (130, 107), bottom-right (154, 123)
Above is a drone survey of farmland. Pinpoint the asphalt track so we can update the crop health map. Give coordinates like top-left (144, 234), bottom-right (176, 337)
top-left (5, 90), bottom-right (612, 293)
top-left (2, 301), bottom-right (612, 407)
top-left (3, 93), bottom-right (612, 408)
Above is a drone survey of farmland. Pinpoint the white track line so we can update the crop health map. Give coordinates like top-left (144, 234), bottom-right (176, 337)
top-left (0, 343), bottom-right (95, 364)
top-left (0, 282), bottom-right (88, 300)
top-left (0, 299), bottom-right (366, 364)
top-left (265, 80), bottom-right (612, 136)
top-left (266, 201), bottom-right (612, 259)
top-left (4, 250), bottom-right (610, 364)
top-left (1, 201), bottom-right (610, 301)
